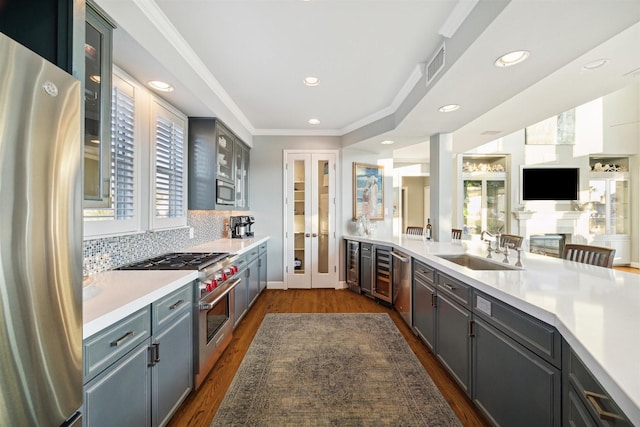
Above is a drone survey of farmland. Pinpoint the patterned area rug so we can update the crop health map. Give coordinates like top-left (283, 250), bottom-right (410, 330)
top-left (211, 313), bottom-right (462, 426)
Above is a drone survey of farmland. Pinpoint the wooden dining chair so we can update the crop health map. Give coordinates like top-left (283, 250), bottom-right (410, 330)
top-left (451, 229), bottom-right (462, 240)
top-left (562, 244), bottom-right (616, 268)
top-left (499, 234), bottom-right (523, 249)
top-left (405, 226), bottom-right (423, 236)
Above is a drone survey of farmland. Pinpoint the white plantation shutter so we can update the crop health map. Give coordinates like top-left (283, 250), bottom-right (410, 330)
top-left (111, 85), bottom-right (135, 220)
top-left (152, 101), bottom-right (187, 229)
top-left (84, 71), bottom-right (139, 237)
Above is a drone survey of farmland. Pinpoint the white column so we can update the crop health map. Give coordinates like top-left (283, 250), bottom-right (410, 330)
top-left (430, 133), bottom-right (453, 241)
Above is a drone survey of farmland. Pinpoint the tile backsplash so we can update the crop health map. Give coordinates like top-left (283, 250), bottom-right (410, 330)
top-left (83, 211), bottom-right (230, 275)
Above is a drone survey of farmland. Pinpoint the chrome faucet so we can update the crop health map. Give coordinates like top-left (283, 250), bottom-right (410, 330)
top-left (481, 230), bottom-right (495, 258)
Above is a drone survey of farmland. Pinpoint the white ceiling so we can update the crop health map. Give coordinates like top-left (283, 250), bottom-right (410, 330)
top-left (97, 0), bottom-right (640, 158)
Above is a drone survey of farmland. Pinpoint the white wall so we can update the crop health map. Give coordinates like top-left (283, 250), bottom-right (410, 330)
top-left (251, 135), bottom-right (341, 282)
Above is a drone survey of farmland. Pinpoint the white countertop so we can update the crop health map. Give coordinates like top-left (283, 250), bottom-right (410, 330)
top-left (185, 234), bottom-right (269, 254)
top-left (82, 235), bottom-right (270, 340)
top-left (345, 234), bottom-right (640, 424)
top-left (82, 270), bottom-right (198, 339)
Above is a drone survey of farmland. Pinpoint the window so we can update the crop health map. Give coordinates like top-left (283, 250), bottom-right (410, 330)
top-left (151, 100), bottom-right (187, 230)
top-left (84, 71), bottom-right (139, 237)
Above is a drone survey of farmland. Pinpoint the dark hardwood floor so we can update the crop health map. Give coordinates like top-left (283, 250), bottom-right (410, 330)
top-left (168, 289), bottom-right (490, 427)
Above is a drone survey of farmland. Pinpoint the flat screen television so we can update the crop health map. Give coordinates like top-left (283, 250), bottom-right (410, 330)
top-left (521, 166), bottom-right (579, 201)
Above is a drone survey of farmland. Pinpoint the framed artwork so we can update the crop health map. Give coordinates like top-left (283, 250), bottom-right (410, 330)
top-left (353, 162), bottom-right (384, 220)
top-left (525, 109), bottom-right (576, 145)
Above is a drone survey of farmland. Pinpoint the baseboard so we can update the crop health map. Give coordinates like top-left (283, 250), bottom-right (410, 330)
top-left (266, 281), bottom-right (348, 290)
top-left (266, 281), bottom-right (285, 290)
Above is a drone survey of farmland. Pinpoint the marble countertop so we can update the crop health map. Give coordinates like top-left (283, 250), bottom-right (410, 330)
top-left (82, 235), bottom-right (270, 340)
top-left (345, 234), bottom-right (640, 424)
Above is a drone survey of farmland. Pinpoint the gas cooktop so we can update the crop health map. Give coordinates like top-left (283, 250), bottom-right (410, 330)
top-left (116, 252), bottom-right (229, 271)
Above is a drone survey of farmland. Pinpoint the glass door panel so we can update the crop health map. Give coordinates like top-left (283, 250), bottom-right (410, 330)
top-left (610, 179), bottom-right (628, 235)
top-left (463, 180), bottom-right (482, 235)
top-left (316, 160), bottom-right (329, 274)
top-left (588, 179), bottom-right (606, 235)
top-left (293, 159), bottom-right (307, 275)
top-left (486, 180), bottom-right (506, 234)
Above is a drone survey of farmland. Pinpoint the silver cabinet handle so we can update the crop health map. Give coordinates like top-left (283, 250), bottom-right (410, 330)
top-left (169, 299), bottom-right (185, 310)
top-left (312, 233), bottom-right (317, 237)
top-left (390, 251), bottom-right (410, 263)
top-left (305, 233), bottom-right (310, 237)
top-left (111, 330), bottom-right (134, 347)
top-left (444, 284), bottom-right (455, 291)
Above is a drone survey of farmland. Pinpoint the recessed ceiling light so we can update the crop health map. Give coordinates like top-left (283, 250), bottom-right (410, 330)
top-left (303, 76), bottom-right (320, 86)
top-left (439, 104), bottom-right (460, 113)
top-left (89, 75), bottom-right (101, 84)
top-left (494, 50), bottom-right (530, 68)
top-left (308, 118), bottom-right (320, 125)
top-left (380, 140), bottom-right (395, 145)
top-left (148, 80), bottom-right (174, 92)
top-left (582, 59), bottom-right (609, 70)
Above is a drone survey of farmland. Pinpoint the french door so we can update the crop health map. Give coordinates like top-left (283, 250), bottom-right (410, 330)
top-left (284, 150), bottom-right (337, 288)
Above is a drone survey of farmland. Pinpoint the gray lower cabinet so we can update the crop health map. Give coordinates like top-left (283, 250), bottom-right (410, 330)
top-left (247, 250), bottom-right (260, 307)
top-left (84, 339), bottom-right (152, 427)
top-left (472, 317), bottom-right (561, 426)
top-left (83, 283), bottom-right (194, 427)
top-left (412, 259), bottom-right (436, 351)
top-left (234, 245), bottom-right (263, 328)
top-left (435, 272), bottom-right (472, 395)
top-left (233, 271), bottom-right (248, 328)
top-left (360, 243), bottom-right (372, 295)
top-left (435, 291), bottom-right (472, 395)
top-left (152, 310), bottom-right (193, 427)
top-left (564, 343), bottom-right (633, 427)
top-left (258, 242), bottom-right (268, 292)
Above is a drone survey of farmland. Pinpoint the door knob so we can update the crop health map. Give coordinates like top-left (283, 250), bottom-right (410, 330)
top-left (305, 233), bottom-right (310, 237)
top-left (312, 233), bottom-right (317, 237)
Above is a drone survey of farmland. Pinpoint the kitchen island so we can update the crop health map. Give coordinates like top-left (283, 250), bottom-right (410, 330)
top-left (345, 234), bottom-right (640, 425)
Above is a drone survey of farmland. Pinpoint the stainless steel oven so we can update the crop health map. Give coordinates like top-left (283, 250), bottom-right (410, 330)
top-left (196, 273), bottom-right (239, 388)
top-left (216, 179), bottom-right (235, 205)
top-left (116, 252), bottom-right (241, 390)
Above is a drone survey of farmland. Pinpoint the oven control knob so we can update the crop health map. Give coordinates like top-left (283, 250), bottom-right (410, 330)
top-left (232, 265), bottom-right (238, 274)
top-left (221, 272), bottom-right (228, 281)
top-left (225, 267), bottom-right (234, 276)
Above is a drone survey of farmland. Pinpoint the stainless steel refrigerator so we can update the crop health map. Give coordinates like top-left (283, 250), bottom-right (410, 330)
top-left (0, 32), bottom-right (83, 426)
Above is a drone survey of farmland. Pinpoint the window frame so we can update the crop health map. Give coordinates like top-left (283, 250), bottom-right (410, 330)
top-left (83, 67), bottom-right (141, 238)
top-left (149, 98), bottom-right (188, 231)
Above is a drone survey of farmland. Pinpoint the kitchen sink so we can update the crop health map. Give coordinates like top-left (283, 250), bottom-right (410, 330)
top-left (436, 254), bottom-right (520, 271)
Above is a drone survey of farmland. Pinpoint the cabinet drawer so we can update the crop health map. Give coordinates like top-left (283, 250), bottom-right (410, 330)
top-left (245, 246), bottom-right (260, 262)
top-left (437, 272), bottom-right (471, 308)
top-left (413, 259), bottom-right (434, 285)
top-left (234, 253), bottom-right (248, 272)
top-left (258, 242), bottom-right (267, 253)
top-left (473, 291), bottom-right (561, 368)
top-left (153, 284), bottom-right (194, 332)
top-left (568, 348), bottom-right (632, 426)
top-left (83, 307), bottom-right (151, 383)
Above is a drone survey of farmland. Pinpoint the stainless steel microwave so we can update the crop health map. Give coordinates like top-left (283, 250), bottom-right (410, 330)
top-left (216, 179), bottom-right (235, 205)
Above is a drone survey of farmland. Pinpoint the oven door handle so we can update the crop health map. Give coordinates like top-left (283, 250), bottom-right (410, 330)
top-left (199, 278), bottom-right (241, 311)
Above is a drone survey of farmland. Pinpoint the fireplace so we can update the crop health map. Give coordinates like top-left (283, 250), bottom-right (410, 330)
top-left (529, 234), bottom-right (566, 258)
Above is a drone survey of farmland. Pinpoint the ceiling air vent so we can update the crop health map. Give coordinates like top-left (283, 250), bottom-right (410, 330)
top-left (426, 43), bottom-right (445, 86)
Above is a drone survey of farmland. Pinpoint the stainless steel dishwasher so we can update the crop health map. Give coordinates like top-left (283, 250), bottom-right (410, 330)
top-left (391, 249), bottom-right (412, 327)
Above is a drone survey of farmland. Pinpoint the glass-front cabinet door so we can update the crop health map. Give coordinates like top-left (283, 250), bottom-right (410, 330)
top-left (463, 176), bottom-right (506, 236)
top-left (285, 151), bottom-right (337, 289)
top-left (588, 175), bottom-right (629, 235)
